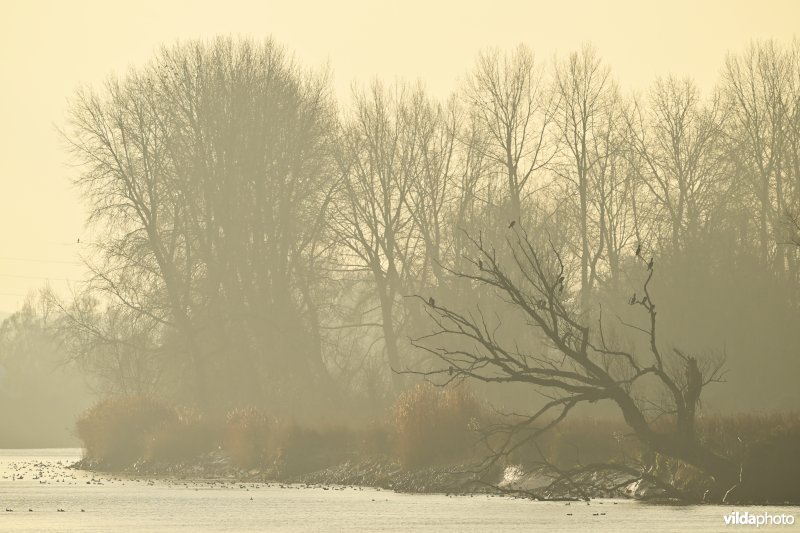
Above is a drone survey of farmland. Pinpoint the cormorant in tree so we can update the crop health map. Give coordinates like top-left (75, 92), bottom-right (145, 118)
top-left (629, 293), bottom-right (636, 305)
top-left (686, 356), bottom-right (702, 410)
top-left (478, 259), bottom-right (483, 269)
top-left (508, 220), bottom-right (516, 229)
top-left (635, 244), bottom-right (641, 257)
top-left (428, 297), bottom-right (435, 307)
top-left (557, 275), bottom-right (565, 293)
top-left (647, 257), bottom-right (654, 270)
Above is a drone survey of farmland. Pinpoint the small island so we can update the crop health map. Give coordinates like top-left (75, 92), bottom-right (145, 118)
top-left (2, 3), bottom-right (800, 530)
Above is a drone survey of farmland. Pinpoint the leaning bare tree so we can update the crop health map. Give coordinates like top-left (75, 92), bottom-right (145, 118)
top-left (409, 225), bottom-right (740, 499)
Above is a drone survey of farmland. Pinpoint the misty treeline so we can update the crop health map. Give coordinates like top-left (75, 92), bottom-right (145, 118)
top-left (0, 297), bottom-right (90, 446)
top-left (47, 36), bottom-right (800, 429)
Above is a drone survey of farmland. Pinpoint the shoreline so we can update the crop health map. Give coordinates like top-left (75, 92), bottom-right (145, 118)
top-left (72, 453), bottom-right (503, 495)
top-left (70, 450), bottom-right (644, 502)
top-left (66, 449), bottom-right (800, 507)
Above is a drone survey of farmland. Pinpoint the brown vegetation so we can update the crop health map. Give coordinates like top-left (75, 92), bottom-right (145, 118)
top-left (224, 408), bottom-right (273, 469)
top-left (75, 394), bottom-right (800, 503)
top-left (76, 396), bottom-right (178, 467)
top-left (393, 383), bottom-right (485, 467)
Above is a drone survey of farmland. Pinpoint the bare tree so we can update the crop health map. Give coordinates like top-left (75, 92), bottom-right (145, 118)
top-left (332, 82), bottom-right (425, 392)
top-left (65, 71), bottom-right (203, 400)
top-left (447, 103), bottom-right (494, 277)
top-left (403, 94), bottom-right (460, 289)
top-left (55, 293), bottom-right (164, 396)
top-left (65, 37), bottom-right (337, 410)
top-left (627, 77), bottom-right (727, 255)
top-left (722, 40), bottom-right (798, 273)
top-left (552, 44), bottom-right (621, 309)
top-left (409, 228), bottom-right (737, 495)
top-left (463, 45), bottom-right (557, 223)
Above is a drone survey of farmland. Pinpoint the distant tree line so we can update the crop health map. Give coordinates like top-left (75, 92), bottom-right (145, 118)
top-left (57, 37), bottom-right (800, 419)
top-left (0, 294), bottom-right (90, 446)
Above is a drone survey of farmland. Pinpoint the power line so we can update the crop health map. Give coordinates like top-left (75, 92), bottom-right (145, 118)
top-left (0, 273), bottom-right (79, 282)
top-left (0, 256), bottom-right (82, 265)
top-left (0, 241), bottom-right (85, 247)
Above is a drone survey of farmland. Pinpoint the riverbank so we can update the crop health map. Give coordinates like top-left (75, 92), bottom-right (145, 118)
top-left (9, 449), bottom-right (781, 533)
top-left (73, 446), bottom-right (800, 505)
top-left (72, 450), bottom-right (644, 502)
top-left (73, 452), bottom-right (505, 495)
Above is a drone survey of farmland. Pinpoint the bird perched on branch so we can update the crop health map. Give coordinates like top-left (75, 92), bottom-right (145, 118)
top-left (635, 244), bottom-right (641, 257)
top-left (629, 293), bottom-right (636, 305)
top-left (428, 296), bottom-right (435, 307)
top-left (508, 220), bottom-right (516, 229)
top-left (647, 257), bottom-right (654, 270)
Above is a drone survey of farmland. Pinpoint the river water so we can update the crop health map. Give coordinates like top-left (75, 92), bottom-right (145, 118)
top-left (0, 449), bottom-right (797, 531)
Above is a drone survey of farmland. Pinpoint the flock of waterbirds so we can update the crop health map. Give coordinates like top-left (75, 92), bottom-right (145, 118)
top-left (1, 455), bottom-right (394, 515)
top-left (2, 457), bottom-right (92, 513)
top-left (2, 455), bottom-right (618, 520)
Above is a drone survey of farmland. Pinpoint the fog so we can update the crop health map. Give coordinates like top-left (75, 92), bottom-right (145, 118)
top-left (31, 36), bottom-right (799, 415)
top-left (2, 1), bottom-right (800, 516)
top-left (0, 300), bottom-right (91, 447)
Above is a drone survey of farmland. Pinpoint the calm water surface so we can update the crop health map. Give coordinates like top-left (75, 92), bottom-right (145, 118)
top-left (0, 449), bottom-right (797, 531)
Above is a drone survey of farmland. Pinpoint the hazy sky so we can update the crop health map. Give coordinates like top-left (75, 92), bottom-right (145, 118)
top-left (1, 0), bottom-right (798, 312)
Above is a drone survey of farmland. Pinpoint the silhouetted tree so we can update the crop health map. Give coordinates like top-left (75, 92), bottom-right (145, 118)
top-left (65, 37), bottom-right (337, 411)
top-left (463, 45), bottom-right (557, 223)
top-left (410, 228), bottom-right (738, 495)
top-left (627, 76), bottom-right (727, 255)
top-left (552, 44), bottom-right (621, 309)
